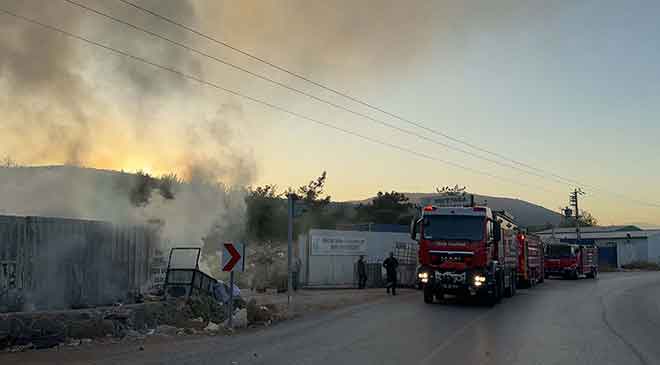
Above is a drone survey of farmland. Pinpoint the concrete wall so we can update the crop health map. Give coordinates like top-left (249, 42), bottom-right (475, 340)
top-left (300, 229), bottom-right (417, 287)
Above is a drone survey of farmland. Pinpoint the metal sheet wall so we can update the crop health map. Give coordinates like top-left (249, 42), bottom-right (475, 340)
top-left (0, 215), bottom-right (159, 311)
top-left (648, 234), bottom-right (660, 264)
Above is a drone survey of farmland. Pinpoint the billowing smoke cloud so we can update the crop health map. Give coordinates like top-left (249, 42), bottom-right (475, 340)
top-left (0, 0), bottom-right (255, 263)
top-left (0, 0), bottom-right (230, 171)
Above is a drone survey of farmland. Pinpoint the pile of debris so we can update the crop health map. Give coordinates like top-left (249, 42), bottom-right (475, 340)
top-left (1, 291), bottom-right (283, 353)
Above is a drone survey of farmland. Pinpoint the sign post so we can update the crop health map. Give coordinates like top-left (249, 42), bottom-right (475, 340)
top-left (222, 242), bottom-right (244, 328)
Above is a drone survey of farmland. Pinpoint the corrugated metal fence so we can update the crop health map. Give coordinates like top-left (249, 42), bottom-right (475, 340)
top-left (0, 215), bottom-right (159, 311)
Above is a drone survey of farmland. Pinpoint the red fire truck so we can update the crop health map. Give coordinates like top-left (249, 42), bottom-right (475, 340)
top-left (516, 233), bottom-right (544, 287)
top-left (544, 242), bottom-right (598, 279)
top-left (412, 205), bottom-right (519, 305)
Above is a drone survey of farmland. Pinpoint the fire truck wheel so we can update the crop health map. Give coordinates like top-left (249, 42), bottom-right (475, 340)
top-left (423, 286), bottom-right (434, 304)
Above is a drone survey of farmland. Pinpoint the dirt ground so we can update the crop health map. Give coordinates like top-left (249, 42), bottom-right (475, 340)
top-left (1, 288), bottom-right (414, 364)
top-left (245, 287), bottom-right (411, 315)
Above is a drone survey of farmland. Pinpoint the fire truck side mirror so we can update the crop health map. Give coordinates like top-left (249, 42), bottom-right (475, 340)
top-left (493, 221), bottom-right (502, 243)
top-left (410, 218), bottom-right (418, 240)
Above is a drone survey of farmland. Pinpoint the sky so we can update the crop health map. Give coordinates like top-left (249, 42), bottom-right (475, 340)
top-left (1, 0), bottom-right (659, 226)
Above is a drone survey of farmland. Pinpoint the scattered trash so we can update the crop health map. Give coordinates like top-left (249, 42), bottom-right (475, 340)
top-left (225, 308), bottom-right (248, 329)
top-left (192, 317), bottom-right (204, 323)
top-left (204, 322), bottom-right (220, 332)
top-left (7, 343), bottom-right (34, 353)
top-left (145, 329), bottom-right (156, 336)
top-left (81, 338), bottom-right (93, 345)
top-left (246, 299), bottom-right (277, 324)
top-left (213, 281), bottom-right (241, 304)
top-left (67, 339), bottom-right (81, 347)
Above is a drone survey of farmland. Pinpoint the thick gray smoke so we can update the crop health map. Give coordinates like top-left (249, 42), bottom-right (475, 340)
top-left (0, 0), bottom-right (256, 286)
top-left (0, 0), bottom-right (207, 166)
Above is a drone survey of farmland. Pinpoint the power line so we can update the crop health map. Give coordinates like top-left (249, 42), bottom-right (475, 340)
top-left (117, 0), bottom-right (580, 187)
top-left (62, 0), bottom-right (562, 186)
top-left (0, 7), bottom-right (559, 197)
top-left (115, 0), bottom-right (660, 210)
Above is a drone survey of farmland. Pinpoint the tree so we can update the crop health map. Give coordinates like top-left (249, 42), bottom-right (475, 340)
top-left (158, 173), bottom-right (181, 200)
top-left (245, 185), bottom-right (287, 242)
top-left (560, 209), bottom-right (598, 228)
top-left (280, 171), bottom-right (336, 231)
top-left (2, 156), bottom-right (18, 168)
top-left (356, 191), bottom-right (413, 225)
top-left (294, 171), bottom-right (331, 210)
top-left (129, 171), bottom-right (157, 206)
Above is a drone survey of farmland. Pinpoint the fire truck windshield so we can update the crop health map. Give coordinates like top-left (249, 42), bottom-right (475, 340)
top-left (423, 215), bottom-right (484, 241)
top-left (546, 245), bottom-right (573, 258)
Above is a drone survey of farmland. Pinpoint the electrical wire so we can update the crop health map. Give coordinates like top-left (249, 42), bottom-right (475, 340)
top-left (0, 6), bottom-right (560, 198)
top-left (116, 0), bottom-right (581, 187)
top-left (62, 0), bottom-right (563, 186)
top-left (115, 0), bottom-right (660, 210)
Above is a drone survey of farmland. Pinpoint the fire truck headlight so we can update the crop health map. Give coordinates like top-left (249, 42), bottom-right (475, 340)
top-left (418, 272), bottom-right (429, 283)
top-left (474, 275), bottom-right (486, 286)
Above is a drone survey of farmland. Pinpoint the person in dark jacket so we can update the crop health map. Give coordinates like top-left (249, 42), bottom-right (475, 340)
top-left (357, 255), bottom-right (368, 289)
top-left (383, 252), bottom-right (399, 296)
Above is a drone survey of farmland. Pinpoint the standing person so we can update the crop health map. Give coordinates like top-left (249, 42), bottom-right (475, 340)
top-left (357, 255), bottom-right (368, 289)
top-left (291, 256), bottom-right (302, 291)
top-left (383, 252), bottom-right (399, 296)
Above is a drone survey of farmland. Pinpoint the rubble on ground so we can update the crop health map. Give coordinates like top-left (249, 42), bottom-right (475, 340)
top-left (246, 299), bottom-right (279, 324)
top-left (226, 308), bottom-right (248, 329)
top-left (1, 289), bottom-right (288, 352)
top-left (204, 321), bottom-right (220, 332)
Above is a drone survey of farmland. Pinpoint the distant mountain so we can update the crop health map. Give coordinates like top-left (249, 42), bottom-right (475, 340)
top-left (626, 223), bottom-right (660, 230)
top-left (0, 165), bottom-right (246, 244)
top-left (1, 166), bottom-right (564, 229)
top-left (354, 192), bottom-right (563, 228)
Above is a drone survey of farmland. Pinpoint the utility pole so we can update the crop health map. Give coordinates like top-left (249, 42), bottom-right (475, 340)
top-left (287, 193), bottom-right (295, 306)
top-left (570, 188), bottom-right (585, 245)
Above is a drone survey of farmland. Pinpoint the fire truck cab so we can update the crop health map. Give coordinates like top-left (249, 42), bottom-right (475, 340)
top-left (412, 205), bottom-right (519, 305)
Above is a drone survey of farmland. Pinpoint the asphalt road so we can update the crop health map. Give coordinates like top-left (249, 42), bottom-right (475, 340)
top-left (7, 272), bottom-right (660, 365)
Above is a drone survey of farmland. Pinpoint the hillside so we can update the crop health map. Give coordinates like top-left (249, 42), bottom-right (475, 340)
top-left (355, 192), bottom-right (563, 228)
top-left (1, 166), bottom-right (563, 229)
top-left (0, 165), bottom-right (246, 246)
